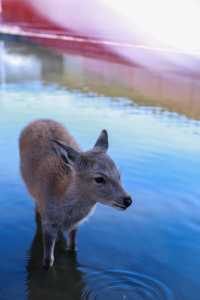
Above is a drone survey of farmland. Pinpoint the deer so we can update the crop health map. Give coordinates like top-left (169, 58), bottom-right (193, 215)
top-left (19, 119), bottom-right (132, 269)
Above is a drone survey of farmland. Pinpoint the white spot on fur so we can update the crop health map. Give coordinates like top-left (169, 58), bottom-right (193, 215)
top-left (75, 204), bottom-right (96, 227)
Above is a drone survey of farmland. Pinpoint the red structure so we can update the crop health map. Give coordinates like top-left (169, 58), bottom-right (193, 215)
top-left (1, 0), bottom-right (71, 33)
top-left (1, 0), bottom-right (200, 76)
top-left (0, 0), bottom-right (135, 65)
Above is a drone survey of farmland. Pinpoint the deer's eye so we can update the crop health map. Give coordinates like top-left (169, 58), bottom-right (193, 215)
top-left (94, 176), bottom-right (106, 184)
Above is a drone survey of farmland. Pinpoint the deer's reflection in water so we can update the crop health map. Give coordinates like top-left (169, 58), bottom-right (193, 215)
top-left (26, 212), bottom-right (85, 300)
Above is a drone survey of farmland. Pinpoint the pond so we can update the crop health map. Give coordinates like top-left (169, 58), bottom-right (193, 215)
top-left (0, 39), bottom-right (200, 300)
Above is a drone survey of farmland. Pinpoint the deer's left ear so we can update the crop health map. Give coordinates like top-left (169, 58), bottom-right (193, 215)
top-left (93, 129), bottom-right (108, 152)
top-left (52, 139), bottom-right (80, 166)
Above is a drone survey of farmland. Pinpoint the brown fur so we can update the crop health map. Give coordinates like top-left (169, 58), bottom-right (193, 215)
top-left (20, 119), bottom-right (80, 211)
top-left (19, 119), bottom-right (132, 268)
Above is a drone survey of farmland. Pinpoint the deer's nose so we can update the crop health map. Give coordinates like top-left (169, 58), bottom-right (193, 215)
top-left (123, 195), bottom-right (132, 207)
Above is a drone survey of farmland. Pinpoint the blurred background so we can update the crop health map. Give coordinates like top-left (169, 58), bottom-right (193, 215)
top-left (1, 0), bottom-right (200, 118)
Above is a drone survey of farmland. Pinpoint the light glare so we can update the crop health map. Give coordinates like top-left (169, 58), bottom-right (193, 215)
top-left (103, 0), bottom-right (200, 53)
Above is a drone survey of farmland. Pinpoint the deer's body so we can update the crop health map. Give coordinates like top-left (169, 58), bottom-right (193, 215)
top-left (20, 120), bottom-right (93, 227)
top-left (19, 119), bottom-right (132, 268)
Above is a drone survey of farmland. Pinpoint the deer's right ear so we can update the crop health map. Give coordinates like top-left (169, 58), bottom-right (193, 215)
top-left (52, 139), bottom-right (80, 166)
top-left (93, 129), bottom-right (108, 152)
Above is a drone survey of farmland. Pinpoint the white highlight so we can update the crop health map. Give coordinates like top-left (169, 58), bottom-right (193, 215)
top-left (103, 0), bottom-right (200, 54)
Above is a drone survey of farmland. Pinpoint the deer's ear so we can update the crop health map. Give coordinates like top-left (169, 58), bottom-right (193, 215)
top-left (93, 129), bottom-right (108, 152)
top-left (52, 139), bottom-right (80, 166)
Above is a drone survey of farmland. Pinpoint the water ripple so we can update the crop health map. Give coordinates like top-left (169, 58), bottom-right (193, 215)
top-left (81, 269), bottom-right (174, 300)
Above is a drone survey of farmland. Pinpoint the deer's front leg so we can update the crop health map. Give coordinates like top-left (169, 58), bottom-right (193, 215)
top-left (67, 228), bottom-right (77, 251)
top-left (42, 221), bottom-right (58, 269)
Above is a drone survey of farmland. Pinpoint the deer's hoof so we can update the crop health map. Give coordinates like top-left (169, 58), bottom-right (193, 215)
top-left (43, 257), bottom-right (54, 270)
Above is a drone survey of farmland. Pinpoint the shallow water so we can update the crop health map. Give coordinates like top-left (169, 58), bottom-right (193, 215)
top-left (0, 39), bottom-right (200, 300)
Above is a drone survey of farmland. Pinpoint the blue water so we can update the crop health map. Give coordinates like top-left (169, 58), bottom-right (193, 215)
top-left (0, 39), bottom-right (200, 300)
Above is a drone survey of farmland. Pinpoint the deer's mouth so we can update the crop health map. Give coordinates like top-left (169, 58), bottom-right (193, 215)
top-left (112, 202), bottom-right (127, 210)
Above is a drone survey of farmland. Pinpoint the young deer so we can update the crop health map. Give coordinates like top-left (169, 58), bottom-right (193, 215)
top-left (19, 119), bottom-right (132, 269)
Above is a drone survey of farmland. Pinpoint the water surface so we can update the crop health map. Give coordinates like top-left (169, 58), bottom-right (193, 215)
top-left (0, 39), bottom-right (200, 300)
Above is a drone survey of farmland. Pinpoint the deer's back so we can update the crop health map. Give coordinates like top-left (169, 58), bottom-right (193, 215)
top-left (19, 119), bottom-right (80, 208)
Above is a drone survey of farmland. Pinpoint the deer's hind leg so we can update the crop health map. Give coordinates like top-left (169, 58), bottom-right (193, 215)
top-left (67, 228), bottom-right (77, 251)
top-left (42, 220), bottom-right (59, 269)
